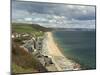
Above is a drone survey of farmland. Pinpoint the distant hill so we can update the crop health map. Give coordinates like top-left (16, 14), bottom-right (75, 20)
top-left (31, 24), bottom-right (52, 32)
top-left (12, 23), bottom-right (52, 33)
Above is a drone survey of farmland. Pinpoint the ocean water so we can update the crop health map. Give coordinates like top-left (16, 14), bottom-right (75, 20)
top-left (53, 30), bottom-right (96, 69)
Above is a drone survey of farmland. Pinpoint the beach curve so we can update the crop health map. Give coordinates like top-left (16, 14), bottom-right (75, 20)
top-left (44, 32), bottom-right (81, 71)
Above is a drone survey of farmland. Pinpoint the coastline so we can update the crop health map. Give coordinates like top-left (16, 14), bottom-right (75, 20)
top-left (44, 32), bottom-right (81, 71)
top-left (46, 32), bottom-right (64, 57)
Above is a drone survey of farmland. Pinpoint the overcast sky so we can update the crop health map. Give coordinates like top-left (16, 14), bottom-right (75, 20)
top-left (12, 1), bottom-right (96, 29)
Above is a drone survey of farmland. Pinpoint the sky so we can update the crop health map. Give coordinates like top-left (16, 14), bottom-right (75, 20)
top-left (12, 0), bottom-right (96, 29)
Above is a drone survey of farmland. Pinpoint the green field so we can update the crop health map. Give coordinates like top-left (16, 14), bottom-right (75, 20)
top-left (12, 23), bottom-right (36, 32)
top-left (12, 23), bottom-right (46, 36)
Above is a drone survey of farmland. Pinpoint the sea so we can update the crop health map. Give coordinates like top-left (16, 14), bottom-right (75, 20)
top-left (53, 30), bottom-right (96, 69)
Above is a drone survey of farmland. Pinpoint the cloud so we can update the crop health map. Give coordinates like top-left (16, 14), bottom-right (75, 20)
top-left (24, 18), bottom-right (32, 21)
top-left (12, 1), bottom-right (96, 29)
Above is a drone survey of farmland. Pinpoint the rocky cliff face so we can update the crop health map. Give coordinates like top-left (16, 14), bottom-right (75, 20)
top-left (12, 41), bottom-right (47, 74)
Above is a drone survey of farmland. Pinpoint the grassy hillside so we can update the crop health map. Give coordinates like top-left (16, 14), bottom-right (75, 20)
top-left (12, 23), bottom-right (52, 33)
top-left (12, 42), bottom-right (47, 74)
top-left (12, 23), bottom-right (52, 37)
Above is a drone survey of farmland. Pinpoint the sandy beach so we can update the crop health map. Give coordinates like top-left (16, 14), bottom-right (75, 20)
top-left (44, 32), bottom-right (81, 71)
top-left (46, 32), bottom-right (64, 56)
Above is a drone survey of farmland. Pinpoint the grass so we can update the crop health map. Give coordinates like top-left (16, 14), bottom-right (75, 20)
top-left (12, 23), bottom-right (44, 37)
top-left (12, 23), bottom-right (38, 33)
top-left (12, 63), bottom-right (36, 74)
top-left (12, 23), bottom-right (52, 37)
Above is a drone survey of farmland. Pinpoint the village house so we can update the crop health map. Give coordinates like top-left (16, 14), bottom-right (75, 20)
top-left (12, 32), bottom-right (21, 38)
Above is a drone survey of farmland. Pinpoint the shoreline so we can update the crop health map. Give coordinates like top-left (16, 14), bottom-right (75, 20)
top-left (46, 32), bottom-right (65, 57)
top-left (44, 32), bottom-right (81, 71)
